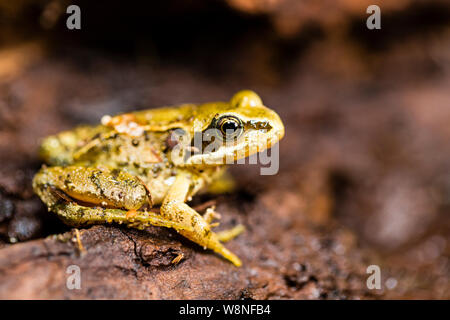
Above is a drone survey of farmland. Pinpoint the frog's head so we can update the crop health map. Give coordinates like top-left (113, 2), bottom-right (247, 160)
top-left (183, 90), bottom-right (285, 166)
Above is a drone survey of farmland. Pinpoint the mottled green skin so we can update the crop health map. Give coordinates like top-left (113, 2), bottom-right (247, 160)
top-left (32, 90), bottom-right (285, 266)
top-left (36, 127), bottom-right (222, 206)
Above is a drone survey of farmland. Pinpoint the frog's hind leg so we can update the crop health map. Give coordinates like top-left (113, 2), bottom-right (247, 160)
top-left (33, 167), bottom-right (192, 231)
top-left (52, 202), bottom-right (193, 232)
top-left (33, 165), bottom-right (152, 210)
top-left (32, 166), bottom-right (192, 232)
top-left (161, 172), bottom-right (242, 266)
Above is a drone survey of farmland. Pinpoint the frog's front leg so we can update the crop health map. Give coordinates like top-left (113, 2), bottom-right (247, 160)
top-left (161, 172), bottom-right (243, 266)
top-left (32, 166), bottom-right (192, 232)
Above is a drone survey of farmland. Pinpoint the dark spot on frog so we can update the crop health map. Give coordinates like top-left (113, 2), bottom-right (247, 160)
top-left (90, 171), bottom-right (105, 197)
top-left (110, 169), bottom-right (120, 180)
top-left (63, 179), bottom-right (73, 191)
top-left (106, 133), bottom-right (118, 140)
top-left (190, 215), bottom-right (197, 228)
top-left (131, 139), bottom-right (140, 147)
top-left (151, 166), bottom-right (162, 178)
top-left (245, 120), bottom-right (272, 131)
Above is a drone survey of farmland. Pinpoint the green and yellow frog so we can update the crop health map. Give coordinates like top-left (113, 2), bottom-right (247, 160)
top-left (33, 90), bottom-right (285, 266)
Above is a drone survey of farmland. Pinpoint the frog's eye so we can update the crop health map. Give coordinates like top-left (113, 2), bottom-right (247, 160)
top-left (217, 116), bottom-right (243, 140)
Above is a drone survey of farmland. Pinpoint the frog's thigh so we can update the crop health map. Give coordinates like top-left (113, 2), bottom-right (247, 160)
top-left (33, 166), bottom-right (149, 210)
top-left (51, 202), bottom-right (193, 232)
top-left (161, 172), bottom-right (242, 266)
top-left (34, 167), bottom-right (192, 231)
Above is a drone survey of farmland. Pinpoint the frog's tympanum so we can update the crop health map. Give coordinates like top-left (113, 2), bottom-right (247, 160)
top-left (33, 90), bottom-right (285, 266)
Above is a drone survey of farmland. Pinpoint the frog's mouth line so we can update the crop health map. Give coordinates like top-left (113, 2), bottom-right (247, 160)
top-left (182, 134), bottom-right (279, 165)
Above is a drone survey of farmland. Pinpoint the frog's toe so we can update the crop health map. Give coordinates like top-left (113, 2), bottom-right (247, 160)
top-left (216, 224), bottom-right (245, 243)
top-left (212, 244), bottom-right (242, 267)
top-left (203, 206), bottom-right (221, 225)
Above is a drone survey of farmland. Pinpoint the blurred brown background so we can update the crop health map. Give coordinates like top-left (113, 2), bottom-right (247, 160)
top-left (0, 0), bottom-right (449, 299)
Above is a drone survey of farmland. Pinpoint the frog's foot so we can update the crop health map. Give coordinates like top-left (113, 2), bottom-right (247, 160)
top-left (161, 172), bottom-right (242, 267)
top-left (201, 205), bottom-right (245, 242)
top-left (203, 206), bottom-right (221, 227)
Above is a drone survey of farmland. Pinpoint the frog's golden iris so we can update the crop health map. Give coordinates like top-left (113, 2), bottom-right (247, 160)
top-left (33, 90), bottom-right (285, 266)
top-left (216, 115), bottom-right (243, 140)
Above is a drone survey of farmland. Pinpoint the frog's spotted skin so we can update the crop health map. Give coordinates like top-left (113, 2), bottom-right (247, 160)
top-left (33, 90), bottom-right (285, 266)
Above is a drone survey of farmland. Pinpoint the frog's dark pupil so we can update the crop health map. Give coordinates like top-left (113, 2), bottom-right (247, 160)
top-left (215, 116), bottom-right (243, 139)
top-left (222, 121), bottom-right (238, 133)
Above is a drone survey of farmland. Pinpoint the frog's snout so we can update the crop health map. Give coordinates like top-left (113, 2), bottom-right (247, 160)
top-left (270, 110), bottom-right (285, 142)
top-left (230, 90), bottom-right (285, 141)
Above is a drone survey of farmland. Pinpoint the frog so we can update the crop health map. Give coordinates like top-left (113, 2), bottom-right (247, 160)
top-left (32, 90), bottom-right (285, 266)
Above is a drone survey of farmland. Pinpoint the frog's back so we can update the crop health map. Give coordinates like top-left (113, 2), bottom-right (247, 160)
top-left (39, 125), bottom-right (107, 166)
top-left (39, 125), bottom-right (180, 204)
top-left (39, 125), bottom-right (169, 168)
